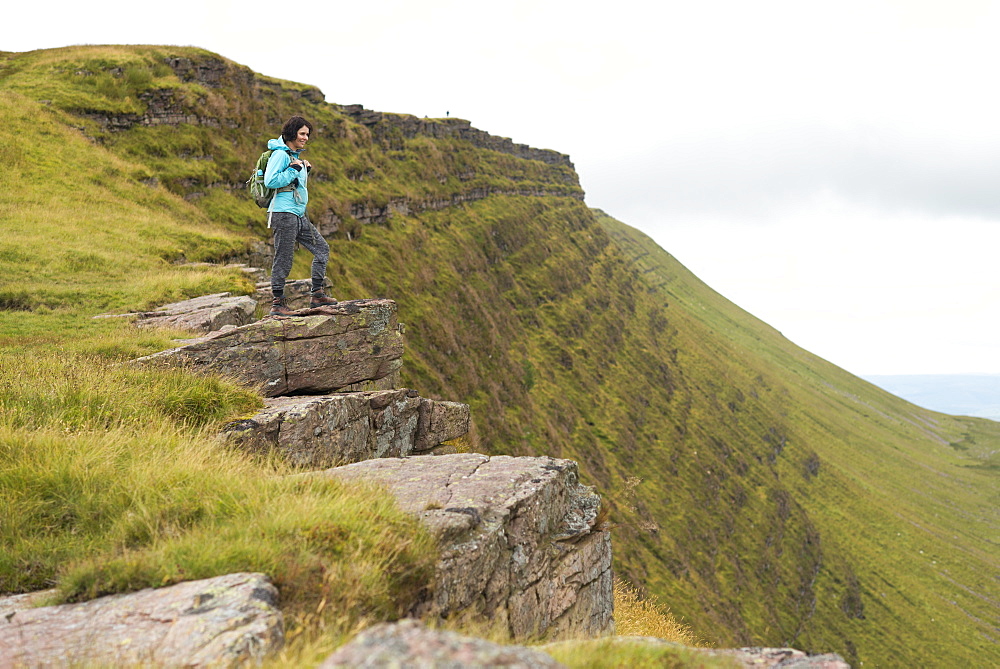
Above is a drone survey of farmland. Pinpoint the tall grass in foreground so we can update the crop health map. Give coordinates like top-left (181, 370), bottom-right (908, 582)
top-left (0, 351), bottom-right (438, 634)
top-left (0, 351), bottom-right (262, 432)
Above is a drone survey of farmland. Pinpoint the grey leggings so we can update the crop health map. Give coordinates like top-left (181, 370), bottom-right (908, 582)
top-left (269, 212), bottom-right (330, 297)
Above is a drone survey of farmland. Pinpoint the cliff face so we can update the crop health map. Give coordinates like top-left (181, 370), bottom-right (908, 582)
top-left (2, 45), bottom-right (997, 668)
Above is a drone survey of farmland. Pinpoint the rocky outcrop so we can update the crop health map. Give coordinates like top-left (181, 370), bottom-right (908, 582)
top-left (95, 292), bottom-right (258, 333)
top-left (0, 573), bottom-right (283, 668)
top-left (320, 619), bottom-right (564, 668)
top-left (313, 185), bottom-right (585, 237)
top-left (223, 389), bottom-right (470, 467)
top-left (319, 453), bottom-right (613, 640)
top-left (415, 394), bottom-right (471, 452)
top-left (133, 299), bottom-right (403, 397)
top-left (339, 105), bottom-right (576, 171)
top-left (80, 88), bottom-right (238, 132)
top-left (164, 56), bottom-right (252, 91)
top-left (78, 54), bottom-right (322, 133)
top-left (164, 55), bottom-right (324, 102)
top-left (709, 646), bottom-right (851, 668)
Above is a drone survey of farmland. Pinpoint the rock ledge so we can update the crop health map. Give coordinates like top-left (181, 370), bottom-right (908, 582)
top-left (320, 453), bottom-right (613, 640)
top-left (133, 299), bottom-right (403, 396)
top-left (0, 573), bottom-right (283, 668)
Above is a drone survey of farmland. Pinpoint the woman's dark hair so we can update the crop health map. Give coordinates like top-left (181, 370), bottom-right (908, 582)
top-left (281, 116), bottom-right (313, 143)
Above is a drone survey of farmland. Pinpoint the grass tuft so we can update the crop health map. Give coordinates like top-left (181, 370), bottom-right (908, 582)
top-left (613, 577), bottom-right (701, 646)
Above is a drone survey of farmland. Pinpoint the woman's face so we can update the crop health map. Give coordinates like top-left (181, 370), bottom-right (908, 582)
top-left (290, 125), bottom-right (310, 151)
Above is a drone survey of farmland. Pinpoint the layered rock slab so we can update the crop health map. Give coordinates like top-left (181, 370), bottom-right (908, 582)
top-left (0, 573), bottom-right (283, 668)
top-left (223, 389), bottom-right (470, 467)
top-left (133, 299), bottom-right (403, 397)
top-left (710, 646), bottom-right (850, 668)
top-left (95, 291), bottom-right (258, 333)
top-left (318, 454), bottom-right (613, 640)
top-left (320, 619), bottom-right (564, 668)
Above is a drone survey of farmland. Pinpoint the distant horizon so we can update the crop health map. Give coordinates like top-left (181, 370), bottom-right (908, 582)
top-left (862, 373), bottom-right (1000, 421)
top-left (865, 372), bottom-right (1000, 377)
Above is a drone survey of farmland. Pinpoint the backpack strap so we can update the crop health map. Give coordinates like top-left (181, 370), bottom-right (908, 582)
top-left (274, 148), bottom-right (300, 193)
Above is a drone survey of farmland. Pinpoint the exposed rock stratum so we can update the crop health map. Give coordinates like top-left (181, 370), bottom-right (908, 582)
top-left (319, 453), bottom-right (613, 640)
top-left (223, 389), bottom-right (470, 466)
top-left (133, 299), bottom-right (403, 396)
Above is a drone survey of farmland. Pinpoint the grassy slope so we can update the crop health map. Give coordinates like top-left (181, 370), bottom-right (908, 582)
top-left (0, 56), bottom-right (438, 652)
top-left (594, 212), bottom-right (999, 665)
top-left (1, 46), bottom-right (997, 667)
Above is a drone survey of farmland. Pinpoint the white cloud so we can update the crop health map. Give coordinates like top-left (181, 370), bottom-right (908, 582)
top-left (647, 192), bottom-right (1000, 374)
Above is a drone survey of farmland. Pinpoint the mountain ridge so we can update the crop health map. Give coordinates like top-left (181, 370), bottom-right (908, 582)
top-left (1, 45), bottom-right (997, 668)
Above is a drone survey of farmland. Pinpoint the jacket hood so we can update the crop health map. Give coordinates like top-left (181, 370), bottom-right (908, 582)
top-left (267, 138), bottom-right (295, 153)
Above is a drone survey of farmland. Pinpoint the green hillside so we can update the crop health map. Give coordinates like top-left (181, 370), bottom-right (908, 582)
top-left (1, 45), bottom-right (997, 667)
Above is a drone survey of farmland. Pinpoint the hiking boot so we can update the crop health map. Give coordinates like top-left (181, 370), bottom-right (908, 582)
top-left (270, 297), bottom-right (295, 317)
top-left (310, 291), bottom-right (338, 308)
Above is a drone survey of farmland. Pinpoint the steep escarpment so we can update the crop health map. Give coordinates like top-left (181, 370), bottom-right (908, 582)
top-left (1, 45), bottom-right (997, 668)
top-left (0, 45), bottom-right (580, 244)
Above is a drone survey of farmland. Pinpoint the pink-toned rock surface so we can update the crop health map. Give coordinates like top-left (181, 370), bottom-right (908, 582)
top-left (223, 389), bottom-right (470, 467)
top-left (0, 573), bottom-right (283, 668)
top-left (133, 299), bottom-right (403, 396)
top-left (415, 396), bottom-right (470, 452)
top-left (707, 646), bottom-right (849, 668)
top-left (95, 292), bottom-right (258, 333)
top-left (320, 619), bottom-right (565, 668)
top-left (319, 453), bottom-right (613, 640)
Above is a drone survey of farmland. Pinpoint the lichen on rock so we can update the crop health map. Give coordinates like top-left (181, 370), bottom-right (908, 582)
top-left (132, 299), bottom-right (404, 397)
top-left (319, 453), bottom-right (614, 640)
top-left (0, 573), bottom-right (284, 668)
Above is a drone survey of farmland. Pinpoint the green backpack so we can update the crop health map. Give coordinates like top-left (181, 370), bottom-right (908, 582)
top-left (246, 149), bottom-right (295, 209)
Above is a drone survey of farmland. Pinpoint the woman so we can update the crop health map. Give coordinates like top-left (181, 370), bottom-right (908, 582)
top-left (264, 115), bottom-right (338, 316)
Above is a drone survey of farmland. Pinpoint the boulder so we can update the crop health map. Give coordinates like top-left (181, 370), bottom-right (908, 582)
top-left (539, 638), bottom-right (851, 668)
top-left (416, 396), bottom-right (471, 452)
top-left (94, 292), bottom-right (258, 333)
top-left (0, 573), bottom-right (283, 668)
top-left (320, 619), bottom-right (564, 668)
top-left (133, 299), bottom-right (403, 397)
top-left (708, 646), bottom-right (850, 668)
top-left (223, 389), bottom-right (470, 467)
top-left (318, 454), bottom-right (613, 640)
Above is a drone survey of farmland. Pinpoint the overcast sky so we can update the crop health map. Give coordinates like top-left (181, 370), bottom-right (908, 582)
top-left (7, 0), bottom-right (1000, 375)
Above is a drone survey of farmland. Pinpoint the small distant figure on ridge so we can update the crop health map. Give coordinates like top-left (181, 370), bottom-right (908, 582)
top-left (263, 115), bottom-right (338, 316)
top-left (446, 111), bottom-right (449, 117)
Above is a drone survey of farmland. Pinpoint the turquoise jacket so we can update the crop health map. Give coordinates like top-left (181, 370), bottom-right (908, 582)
top-left (263, 138), bottom-right (308, 216)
